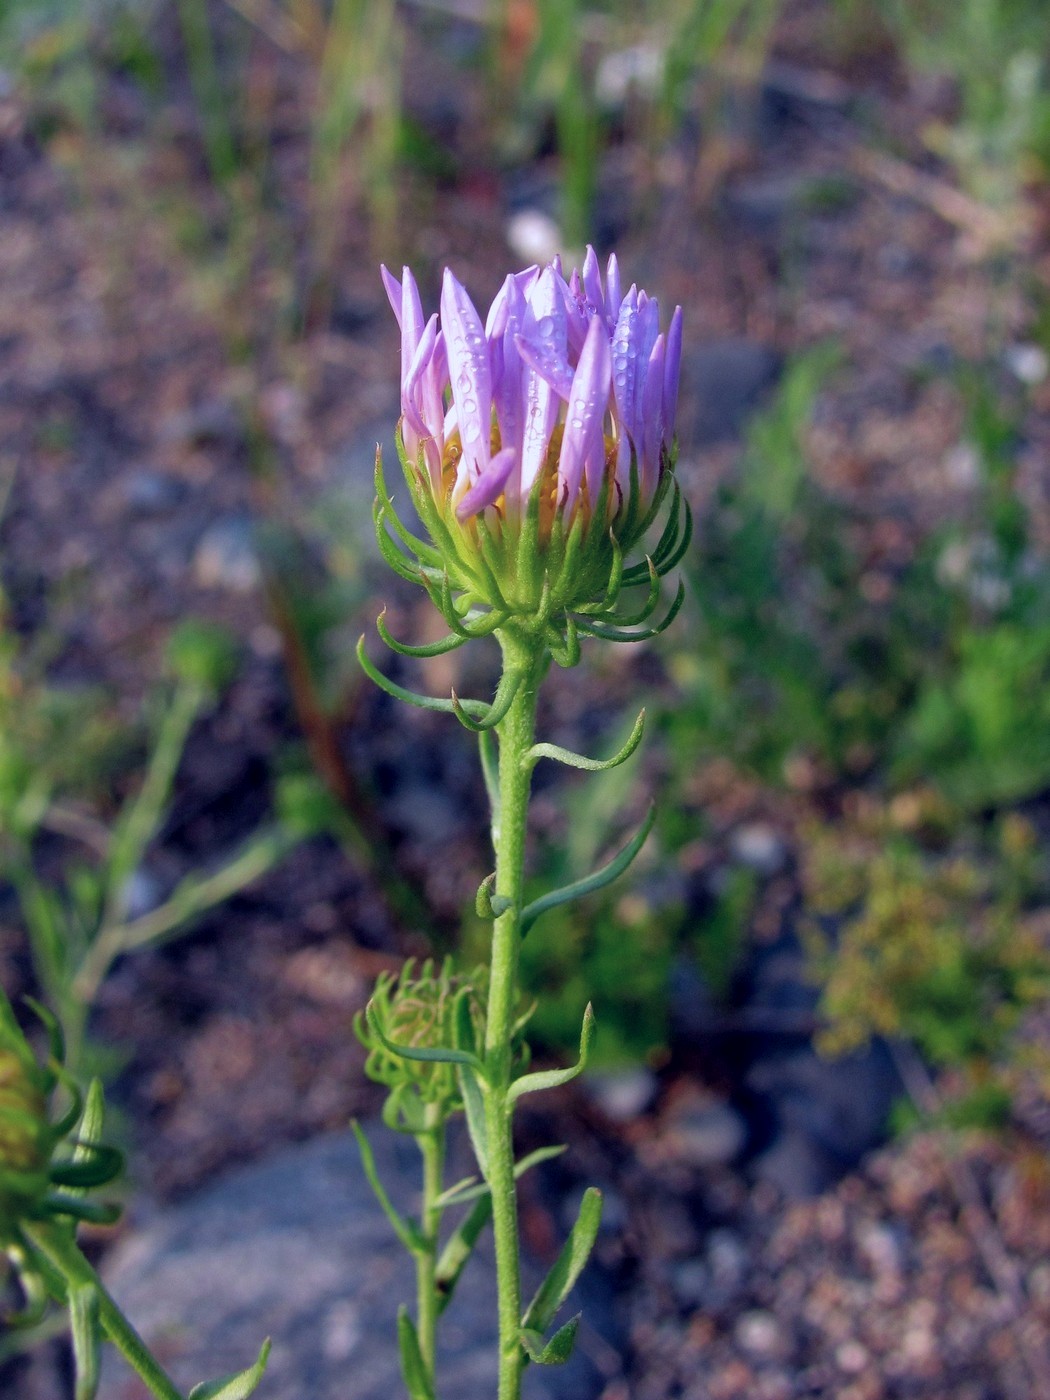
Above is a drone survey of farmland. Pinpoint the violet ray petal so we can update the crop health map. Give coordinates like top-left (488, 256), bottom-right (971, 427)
top-left (515, 334), bottom-right (574, 402)
top-left (518, 268), bottom-right (567, 494)
top-left (403, 313), bottom-right (439, 441)
top-left (605, 254), bottom-right (622, 328)
top-left (642, 333), bottom-right (666, 492)
top-left (495, 279), bottom-right (529, 456)
top-left (400, 267), bottom-right (426, 387)
top-left (380, 264), bottom-right (402, 327)
top-left (441, 269), bottom-right (493, 465)
top-left (455, 446), bottom-right (517, 520)
top-left (663, 305), bottom-right (683, 441)
top-left (559, 315), bottom-right (612, 510)
top-left (611, 288), bottom-right (640, 442)
top-left (582, 245), bottom-right (605, 318)
top-left (561, 271), bottom-right (590, 357)
top-left (632, 295), bottom-right (660, 429)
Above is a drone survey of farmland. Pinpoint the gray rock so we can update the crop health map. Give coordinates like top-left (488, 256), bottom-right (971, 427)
top-left (679, 340), bottom-right (782, 446)
top-left (98, 1129), bottom-right (606, 1400)
top-left (665, 1099), bottom-right (747, 1169)
top-left (724, 172), bottom-right (811, 231)
top-left (728, 822), bottom-right (788, 878)
top-left (584, 1067), bottom-right (658, 1123)
top-left (750, 1125), bottom-right (843, 1199)
top-left (193, 517), bottom-right (260, 593)
top-left (123, 469), bottom-right (186, 516)
top-left (748, 1042), bottom-right (898, 1167)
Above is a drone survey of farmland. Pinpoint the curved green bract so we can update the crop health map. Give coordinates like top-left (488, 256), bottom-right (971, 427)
top-left (365, 1001), bottom-right (486, 1078)
top-left (356, 636), bottom-right (491, 720)
top-left (376, 609), bottom-right (469, 659)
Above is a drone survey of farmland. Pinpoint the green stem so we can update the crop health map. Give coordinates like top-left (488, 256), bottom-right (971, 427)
top-left (23, 1221), bottom-right (184, 1400)
top-left (484, 628), bottom-right (544, 1400)
top-left (416, 1113), bottom-right (445, 1385)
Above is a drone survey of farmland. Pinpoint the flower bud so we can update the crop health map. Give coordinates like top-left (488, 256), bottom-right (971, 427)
top-left (357, 959), bottom-right (487, 1130)
top-left (380, 250), bottom-right (684, 623)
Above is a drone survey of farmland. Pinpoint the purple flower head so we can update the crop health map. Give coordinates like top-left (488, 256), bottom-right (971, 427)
top-left (383, 249), bottom-right (682, 531)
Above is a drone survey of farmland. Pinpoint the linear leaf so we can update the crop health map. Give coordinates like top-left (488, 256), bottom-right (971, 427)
top-left (520, 1313), bottom-right (580, 1366)
top-left (521, 1188), bottom-right (602, 1337)
top-left (397, 1308), bottom-right (436, 1400)
top-left (188, 1339), bottom-right (271, 1400)
top-left (508, 1005), bottom-right (595, 1104)
top-left (70, 1282), bottom-right (100, 1400)
top-left (526, 708), bottom-right (645, 774)
top-left (351, 1120), bottom-right (426, 1255)
top-left (434, 1144), bottom-right (567, 1209)
top-left (457, 1064), bottom-right (489, 1182)
top-left (434, 1193), bottom-right (492, 1314)
top-left (520, 803), bottom-right (656, 936)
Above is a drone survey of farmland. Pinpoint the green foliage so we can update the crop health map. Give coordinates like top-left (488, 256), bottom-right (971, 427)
top-left (0, 612), bottom-right (298, 1078)
top-left (803, 815), bottom-right (1050, 1116)
top-left (670, 345), bottom-right (1050, 814)
top-left (883, 0), bottom-right (1050, 204)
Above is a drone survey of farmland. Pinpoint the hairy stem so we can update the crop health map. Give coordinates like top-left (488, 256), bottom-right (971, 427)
top-left (484, 628), bottom-right (543, 1400)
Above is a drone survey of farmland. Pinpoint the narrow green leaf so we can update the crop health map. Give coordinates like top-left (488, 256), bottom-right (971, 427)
top-left (457, 1064), bottom-right (489, 1182)
top-left (188, 1339), bottom-right (271, 1400)
top-left (526, 708), bottom-right (645, 774)
top-left (397, 1308), bottom-right (436, 1400)
top-left (508, 1004), bottom-right (596, 1104)
top-left (520, 1313), bottom-right (580, 1366)
top-left (522, 1188), bottom-right (602, 1337)
top-left (434, 1144), bottom-right (567, 1209)
top-left (434, 1193), bottom-right (492, 1314)
top-left (70, 1282), bottom-right (101, 1400)
top-left (365, 1002), bottom-right (486, 1076)
top-left (351, 1121), bottom-right (426, 1255)
top-left (520, 803), bottom-right (656, 936)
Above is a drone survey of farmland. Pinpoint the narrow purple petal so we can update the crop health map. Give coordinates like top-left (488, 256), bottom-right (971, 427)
top-left (560, 271), bottom-right (589, 356)
top-left (380, 264), bottom-right (402, 326)
top-left (663, 305), bottom-right (683, 442)
top-left (581, 245), bottom-right (604, 317)
top-left (514, 334), bottom-right (574, 402)
top-left (642, 332), bottom-right (666, 493)
top-left (441, 269), bottom-right (492, 468)
top-left (605, 253), bottom-right (622, 327)
top-left (632, 294), bottom-right (660, 431)
top-left (558, 315), bottom-right (612, 510)
top-left (455, 446), bottom-right (517, 520)
top-left (611, 287), bottom-right (640, 442)
top-left (403, 314), bottom-right (438, 436)
top-left (491, 276), bottom-right (529, 496)
top-left (519, 268), bottom-right (568, 492)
